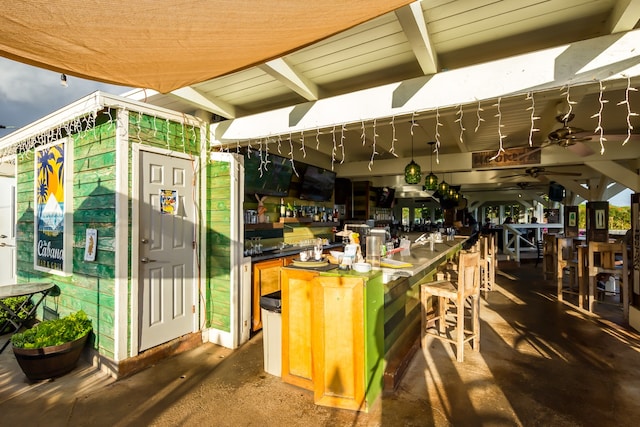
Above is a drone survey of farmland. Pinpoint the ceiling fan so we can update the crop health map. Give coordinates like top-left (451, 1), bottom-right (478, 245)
top-left (501, 166), bottom-right (581, 179)
top-left (520, 108), bottom-right (595, 158)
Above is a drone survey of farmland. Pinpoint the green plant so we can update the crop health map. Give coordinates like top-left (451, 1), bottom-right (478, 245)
top-left (10, 310), bottom-right (92, 349)
top-left (0, 296), bottom-right (34, 334)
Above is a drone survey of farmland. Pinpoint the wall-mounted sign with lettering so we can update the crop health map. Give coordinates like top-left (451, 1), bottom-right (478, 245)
top-left (35, 139), bottom-right (70, 273)
top-left (471, 147), bottom-right (541, 169)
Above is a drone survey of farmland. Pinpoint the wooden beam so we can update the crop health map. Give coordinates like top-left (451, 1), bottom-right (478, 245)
top-left (607, 0), bottom-right (640, 33)
top-left (170, 87), bottom-right (237, 119)
top-left (259, 58), bottom-right (320, 101)
top-left (585, 159), bottom-right (640, 192)
top-left (395, 1), bottom-right (438, 75)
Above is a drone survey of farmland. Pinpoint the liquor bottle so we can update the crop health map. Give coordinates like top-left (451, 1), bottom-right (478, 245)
top-left (280, 198), bottom-right (285, 218)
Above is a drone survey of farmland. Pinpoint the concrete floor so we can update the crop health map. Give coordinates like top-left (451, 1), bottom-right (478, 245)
top-left (2, 262), bottom-right (640, 426)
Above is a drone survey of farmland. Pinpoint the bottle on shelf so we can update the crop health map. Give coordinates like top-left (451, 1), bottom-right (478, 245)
top-left (280, 198), bottom-right (286, 219)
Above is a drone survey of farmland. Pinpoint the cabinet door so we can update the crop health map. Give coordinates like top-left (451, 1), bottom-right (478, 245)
top-left (252, 258), bottom-right (284, 331)
top-left (281, 268), bottom-right (318, 390)
top-left (312, 276), bottom-right (365, 411)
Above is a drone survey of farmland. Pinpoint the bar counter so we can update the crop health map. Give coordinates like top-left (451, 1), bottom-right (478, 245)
top-left (279, 234), bottom-right (470, 412)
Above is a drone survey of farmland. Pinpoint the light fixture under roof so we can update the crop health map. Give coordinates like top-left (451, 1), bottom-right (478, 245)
top-left (404, 118), bottom-right (421, 185)
top-left (424, 141), bottom-right (438, 191)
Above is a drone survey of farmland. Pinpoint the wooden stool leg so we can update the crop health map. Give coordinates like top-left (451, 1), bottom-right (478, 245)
top-left (438, 296), bottom-right (446, 334)
top-left (456, 294), bottom-right (464, 362)
top-left (472, 295), bottom-right (480, 351)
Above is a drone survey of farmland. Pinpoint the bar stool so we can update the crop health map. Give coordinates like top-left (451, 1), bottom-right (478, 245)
top-left (587, 241), bottom-right (628, 320)
top-left (479, 234), bottom-right (496, 293)
top-left (542, 234), bottom-right (558, 280)
top-left (420, 250), bottom-right (481, 362)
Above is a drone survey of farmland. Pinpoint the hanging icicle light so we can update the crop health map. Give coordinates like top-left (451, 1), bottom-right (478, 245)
top-left (404, 115), bottom-right (421, 184)
top-left (424, 141), bottom-right (438, 191)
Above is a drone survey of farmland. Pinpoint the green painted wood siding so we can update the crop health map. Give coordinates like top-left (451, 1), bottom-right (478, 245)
top-left (206, 160), bottom-right (232, 331)
top-left (14, 110), bottom-right (202, 361)
top-left (15, 122), bottom-right (118, 359)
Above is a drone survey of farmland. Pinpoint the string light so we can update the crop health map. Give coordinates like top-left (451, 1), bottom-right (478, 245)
top-left (288, 132), bottom-right (298, 177)
top-left (591, 80), bottom-right (608, 154)
top-left (299, 131), bottom-right (306, 158)
top-left (368, 118), bottom-right (379, 171)
top-left (618, 75), bottom-right (638, 145)
top-left (434, 107), bottom-right (442, 163)
top-left (489, 97), bottom-right (506, 161)
top-left (560, 84), bottom-right (578, 122)
top-left (331, 124), bottom-right (337, 170)
top-left (455, 105), bottom-right (465, 144)
top-left (525, 92), bottom-right (540, 147)
top-left (389, 116), bottom-right (398, 157)
top-left (339, 123), bottom-right (346, 164)
top-left (475, 100), bottom-right (484, 132)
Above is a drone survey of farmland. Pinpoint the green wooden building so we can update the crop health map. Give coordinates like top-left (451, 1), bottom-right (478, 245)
top-left (0, 92), bottom-right (248, 377)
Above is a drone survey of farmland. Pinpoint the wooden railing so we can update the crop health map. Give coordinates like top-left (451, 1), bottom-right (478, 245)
top-left (501, 223), bottom-right (564, 262)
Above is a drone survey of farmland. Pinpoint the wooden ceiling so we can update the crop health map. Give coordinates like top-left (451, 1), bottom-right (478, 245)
top-left (127, 0), bottom-right (640, 206)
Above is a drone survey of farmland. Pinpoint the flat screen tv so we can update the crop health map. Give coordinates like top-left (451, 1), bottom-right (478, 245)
top-left (243, 153), bottom-right (293, 197)
top-left (299, 165), bottom-right (336, 202)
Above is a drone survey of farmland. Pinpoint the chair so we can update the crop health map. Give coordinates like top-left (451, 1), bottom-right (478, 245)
top-left (535, 238), bottom-right (544, 267)
top-left (541, 234), bottom-right (558, 280)
top-left (421, 250), bottom-right (481, 362)
top-left (555, 237), bottom-right (573, 301)
top-left (587, 241), bottom-right (628, 320)
top-left (479, 234), bottom-right (496, 293)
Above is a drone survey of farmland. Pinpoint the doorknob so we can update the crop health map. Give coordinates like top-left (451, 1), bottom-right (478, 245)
top-left (141, 238), bottom-right (149, 243)
top-left (140, 257), bottom-right (156, 263)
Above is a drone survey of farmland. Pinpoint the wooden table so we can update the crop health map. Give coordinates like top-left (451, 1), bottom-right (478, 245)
top-left (0, 282), bottom-right (55, 353)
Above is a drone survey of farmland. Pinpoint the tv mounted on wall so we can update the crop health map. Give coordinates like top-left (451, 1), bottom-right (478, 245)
top-left (299, 165), bottom-right (336, 202)
top-left (243, 152), bottom-right (293, 197)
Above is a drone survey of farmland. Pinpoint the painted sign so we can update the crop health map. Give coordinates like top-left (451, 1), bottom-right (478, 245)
top-left (471, 147), bottom-right (541, 169)
top-left (160, 189), bottom-right (178, 215)
top-left (35, 141), bottom-right (66, 271)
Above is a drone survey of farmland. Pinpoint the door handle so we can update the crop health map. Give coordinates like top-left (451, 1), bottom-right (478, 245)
top-left (0, 234), bottom-right (7, 238)
top-left (140, 257), bottom-right (157, 263)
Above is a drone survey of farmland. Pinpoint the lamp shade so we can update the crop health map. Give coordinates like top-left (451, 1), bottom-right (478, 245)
top-left (438, 179), bottom-right (449, 194)
top-left (424, 173), bottom-right (438, 191)
top-left (404, 160), bottom-right (421, 184)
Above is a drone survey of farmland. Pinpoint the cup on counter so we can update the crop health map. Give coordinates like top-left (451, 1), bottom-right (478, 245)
top-left (300, 250), bottom-right (309, 261)
top-left (366, 235), bottom-right (381, 269)
top-left (313, 246), bottom-right (323, 261)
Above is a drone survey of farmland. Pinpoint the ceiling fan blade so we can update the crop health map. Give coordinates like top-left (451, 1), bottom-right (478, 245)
top-left (566, 141), bottom-right (594, 157)
top-left (541, 171), bottom-right (581, 176)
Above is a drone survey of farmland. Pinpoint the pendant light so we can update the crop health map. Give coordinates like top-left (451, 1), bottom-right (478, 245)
top-left (438, 173), bottom-right (449, 194)
top-left (404, 117), bottom-right (421, 184)
top-left (424, 141), bottom-right (438, 191)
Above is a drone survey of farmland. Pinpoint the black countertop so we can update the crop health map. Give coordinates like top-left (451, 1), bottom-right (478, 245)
top-left (250, 242), bottom-right (344, 263)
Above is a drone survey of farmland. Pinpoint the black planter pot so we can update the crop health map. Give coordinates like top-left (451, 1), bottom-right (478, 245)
top-left (12, 332), bottom-right (90, 381)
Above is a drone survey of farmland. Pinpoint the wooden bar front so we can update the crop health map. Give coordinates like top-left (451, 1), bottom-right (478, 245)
top-left (280, 235), bottom-right (468, 412)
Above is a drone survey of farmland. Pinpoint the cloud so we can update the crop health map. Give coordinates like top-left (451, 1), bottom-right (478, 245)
top-left (0, 58), bottom-right (130, 137)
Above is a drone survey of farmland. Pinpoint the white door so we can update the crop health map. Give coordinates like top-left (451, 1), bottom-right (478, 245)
top-left (0, 175), bottom-right (16, 285)
top-left (138, 151), bottom-right (195, 351)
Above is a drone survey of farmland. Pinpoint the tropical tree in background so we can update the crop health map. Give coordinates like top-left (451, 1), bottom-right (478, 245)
top-left (577, 205), bottom-right (630, 231)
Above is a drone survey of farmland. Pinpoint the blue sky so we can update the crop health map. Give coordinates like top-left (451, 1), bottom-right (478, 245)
top-left (609, 188), bottom-right (632, 207)
top-left (0, 58), bottom-right (129, 138)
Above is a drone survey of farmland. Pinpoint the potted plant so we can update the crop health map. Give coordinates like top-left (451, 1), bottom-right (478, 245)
top-left (11, 310), bottom-right (92, 381)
